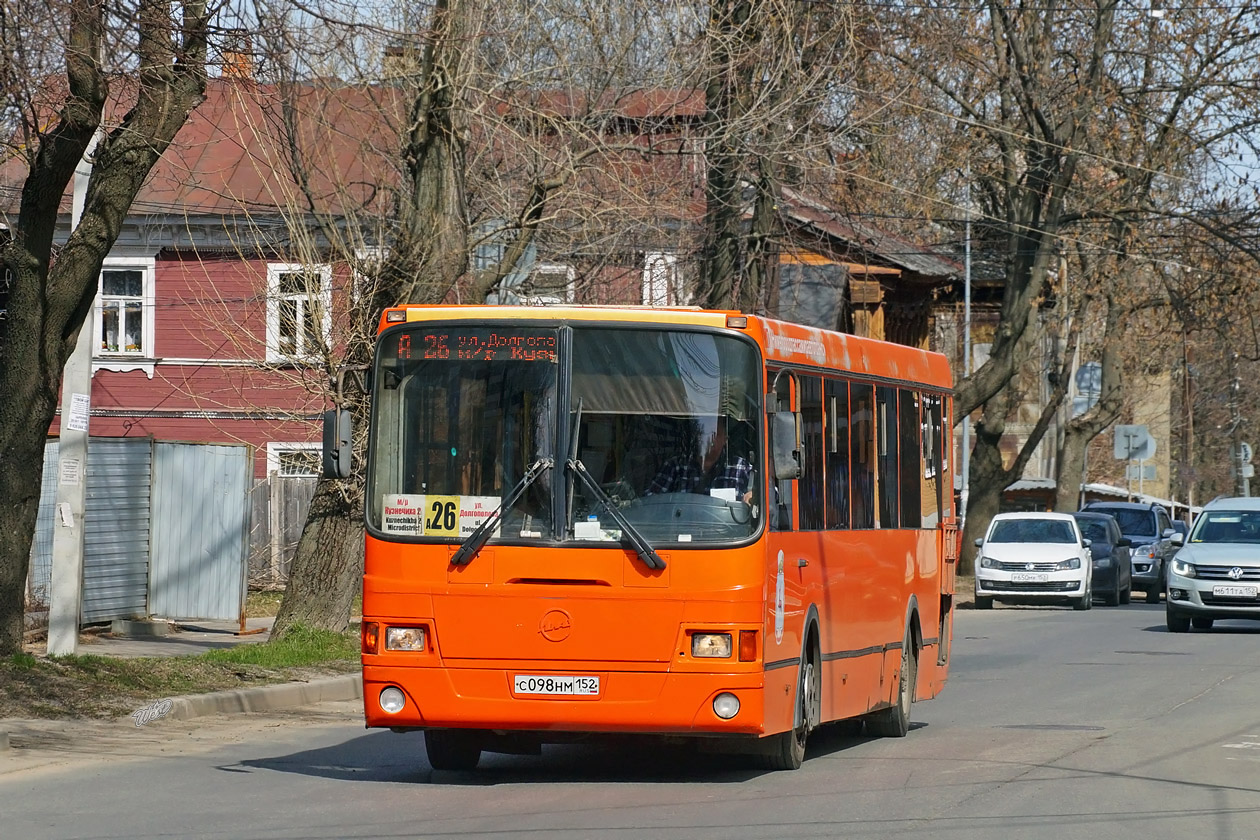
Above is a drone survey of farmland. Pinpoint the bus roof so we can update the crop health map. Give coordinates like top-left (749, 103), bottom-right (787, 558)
top-left (381, 304), bottom-right (952, 390)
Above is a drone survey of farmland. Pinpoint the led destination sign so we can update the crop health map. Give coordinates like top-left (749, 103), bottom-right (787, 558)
top-left (394, 329), bottom-right (557, 363)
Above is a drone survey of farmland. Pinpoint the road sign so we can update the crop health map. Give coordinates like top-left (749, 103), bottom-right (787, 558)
top-left (1126, 464), bottom-right (1157, 481)
top-left (1241, 442), bottom-right (1253, 465)
top-left (1114, 424), bottom-right (1155, 460)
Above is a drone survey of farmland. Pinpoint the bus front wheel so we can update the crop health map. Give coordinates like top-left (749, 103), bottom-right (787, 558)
top-left (761, 650), bottom-right (819, 770)
top-left (425, 729), bottom-right (482, 771)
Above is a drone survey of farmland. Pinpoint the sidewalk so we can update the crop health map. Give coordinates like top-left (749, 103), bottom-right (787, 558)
top-left (3, 617), bottom-right (362, 750)
top-left (77, 617), bottom-right (277, 658)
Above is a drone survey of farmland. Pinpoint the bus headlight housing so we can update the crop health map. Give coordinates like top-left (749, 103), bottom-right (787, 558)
top-left (713, 692), bottom-right (740, 719)
top-left (692, 633), bottom-right (732, 658)
top-left (386, 625), bottom-right (427, 651)
top-left (379, 687), bottom-right (406, 714)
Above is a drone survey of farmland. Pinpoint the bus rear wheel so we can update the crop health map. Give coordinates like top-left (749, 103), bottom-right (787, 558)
top-left (425, 729), bottom-right (482, 771)
top-left (868, 630), bottom-right (915, 738)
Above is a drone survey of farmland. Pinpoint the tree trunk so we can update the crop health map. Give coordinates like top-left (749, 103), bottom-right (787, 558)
top-left (270, 479), bottom-right (364, 637)
top-left (959, 404), bottom-right (1009, 576)
top-left (1054, 297), bottom-right (1123, 511)
top-left (0, 399), bottom-right (58, 654)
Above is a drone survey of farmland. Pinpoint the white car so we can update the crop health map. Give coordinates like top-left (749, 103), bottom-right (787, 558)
top-left (1165, 497), bottom-right (1260, 632)
top-left (974, 512), bottom-right (1094, 610)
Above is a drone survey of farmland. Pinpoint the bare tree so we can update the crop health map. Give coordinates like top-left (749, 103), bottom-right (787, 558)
top-left (0, 0), bottom-right (212, 655)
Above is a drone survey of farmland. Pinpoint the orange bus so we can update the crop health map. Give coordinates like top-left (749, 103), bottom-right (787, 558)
top-left (331, 305), bottom-right (957, 771)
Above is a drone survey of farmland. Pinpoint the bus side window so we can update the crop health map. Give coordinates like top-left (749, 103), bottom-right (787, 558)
top-left (770, 368), bottom-right (795, 532)
top-left (850, 383), bottom-right (875, 529)
top-left (800, 376), bottom-right (825, 530)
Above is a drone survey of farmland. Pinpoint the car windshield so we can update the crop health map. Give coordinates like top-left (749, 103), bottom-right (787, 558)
top-left (988, 519), bottom-right (1076, 544)
top-left (1189, 511), bottom-right (1260, 544)
top-left (1076, 520), bottom-right (1109, 543)
top-left (1092, 508), bottom-right (1156, 536)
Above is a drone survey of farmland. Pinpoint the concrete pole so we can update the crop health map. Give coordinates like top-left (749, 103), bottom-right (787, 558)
top-left (46, 134), bottom-right (99, 656)
top-left (959, 175), bottom-right (972, 530)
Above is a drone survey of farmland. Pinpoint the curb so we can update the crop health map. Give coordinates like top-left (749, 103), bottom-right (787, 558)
top-left (164, 674), bottom-right (362, 722)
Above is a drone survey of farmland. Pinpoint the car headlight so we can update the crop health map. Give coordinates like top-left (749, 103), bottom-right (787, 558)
top-left (1171, 558), bottom-right (1197, 579)
top-left (979, 556), bottom-right (1001, 569)
top-left (1094, 554), bottom-right (1111, 567)
top-left (1056, 557), bottom-right (1081, 571)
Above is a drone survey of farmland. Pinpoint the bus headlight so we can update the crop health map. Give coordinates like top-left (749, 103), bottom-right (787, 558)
top-left (386, 626), bottom-right (427, 651)
top-left (713, 693), bottom-right (741, 719)
top-left (379, 687), bottom-right (406, 714)
top-left (692, 633), bottom-right (733, 658)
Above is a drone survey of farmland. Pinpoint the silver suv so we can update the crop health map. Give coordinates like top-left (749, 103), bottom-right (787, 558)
top-left (1081, 501), bottom-right (1176, 603)
top-left (1166, 497), bottom-right (1260, 632)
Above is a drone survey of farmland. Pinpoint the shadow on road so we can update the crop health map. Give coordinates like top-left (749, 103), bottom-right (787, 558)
top-left (226, 719), bottom-right (879, 785)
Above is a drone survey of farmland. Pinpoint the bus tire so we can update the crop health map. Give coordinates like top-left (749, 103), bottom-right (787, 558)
top-left (425, 729), bottom-right (482, 771)
top-left (868, 629), bottom-right (915, 738)
top-left (761, 642), bottom-right (819, 771)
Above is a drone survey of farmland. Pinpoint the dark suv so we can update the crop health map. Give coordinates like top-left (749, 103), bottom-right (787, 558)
top-left (1081, 501), bottom-right (1176, 603)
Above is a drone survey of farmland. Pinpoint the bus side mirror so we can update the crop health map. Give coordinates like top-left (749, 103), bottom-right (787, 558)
top-left (323, 409), bottom-right (352, 479)
top-left (771, 411), bottom-right (802, 480)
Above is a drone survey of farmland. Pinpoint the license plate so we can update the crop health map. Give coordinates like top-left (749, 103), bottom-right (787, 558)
top-left (1011, 573), bottom-right (1049, 583)
top-left (513, 675), bottom-right (600, 696)
top-left (1212, 585), bottom-right (1259, 599)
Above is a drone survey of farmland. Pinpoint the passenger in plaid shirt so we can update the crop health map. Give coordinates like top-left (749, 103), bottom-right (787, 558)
top-left (647, 422), bottom-right (754, 504)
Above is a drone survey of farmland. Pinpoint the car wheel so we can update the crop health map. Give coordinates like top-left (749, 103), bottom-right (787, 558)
top-left (1073, 579), bottom-right (1092, 611)
top-left (1104, 575), bottom-right (1121, 607)
top-left (425, 729), bottom-right (482, 771)
top-left (1166, 604), bottom-right (1191, 633)
top-left (1191, 617), bottom-right (1214, 630)
top-left (868, 629), bottom-right (915, 738)
top-left (1120, 583), bottom-right (1131, 605)
top-left (974, 596), bottom-right (993, 610)
top-left (1146, 586), bottom-right (1162, 604)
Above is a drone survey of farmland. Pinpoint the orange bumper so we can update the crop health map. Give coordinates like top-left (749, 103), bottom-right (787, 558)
top-left (363, 664), bottom-right (768, 736)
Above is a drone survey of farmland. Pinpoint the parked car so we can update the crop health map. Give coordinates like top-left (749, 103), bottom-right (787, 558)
top-left (1165, 497), bottom-right (1260, 632)
top-left (1081, 501), bottom-right (1176, 603)
top-left (1071, 511), bottom-right (1133, 606)
top-left (974, 512), bottom-right (1094, 610)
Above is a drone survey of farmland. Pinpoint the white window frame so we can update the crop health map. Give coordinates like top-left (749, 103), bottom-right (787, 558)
top-left (642, 252), bottom-right (685, 306)
top-left (93, 257), bottom-right (156, 365)
top-left (522, 263), bottom-right (576, 305)
top-left (266, 263), bottom-right (333, 363)
top-left (266, 442), bottom-right (322, 477)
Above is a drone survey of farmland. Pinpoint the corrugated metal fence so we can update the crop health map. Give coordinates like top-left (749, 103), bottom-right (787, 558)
top-left (149, 443), bottom-right (252, 620)
top-left (28, 438), bottom-right (251, 623)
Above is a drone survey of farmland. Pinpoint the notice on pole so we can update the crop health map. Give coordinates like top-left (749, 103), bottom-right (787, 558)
top-left (66, 392), bottom-right (91, 432)
top-left (59, 458), bottom-right (82, 486)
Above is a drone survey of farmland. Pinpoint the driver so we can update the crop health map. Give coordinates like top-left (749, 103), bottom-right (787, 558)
top-left (646, 419), bottom-right (753, 504)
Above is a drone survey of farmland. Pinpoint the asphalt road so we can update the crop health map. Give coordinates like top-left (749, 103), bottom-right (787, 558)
top-left (3, 600), bottom-right (1259, 840)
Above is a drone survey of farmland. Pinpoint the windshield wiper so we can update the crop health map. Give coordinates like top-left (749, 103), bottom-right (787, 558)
top-left (450, 457), bottom-right (553, 566)
top-left (566, 458), bottom-right (666, 571)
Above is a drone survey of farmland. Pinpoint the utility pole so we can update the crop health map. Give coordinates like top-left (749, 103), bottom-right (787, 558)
top-left (47, 134), bottom-right (99, 656)
top-left (959, 172), bottom-right (972, 530)
top-left (1229, 351), bottom-right (1246, 498)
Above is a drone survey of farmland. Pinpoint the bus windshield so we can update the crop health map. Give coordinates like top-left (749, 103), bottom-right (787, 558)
top-left (366, 323), bottom-right (761, 547)
top-left (367, 326), bottom-right (559, 539)
top-left (568, 327), bottom-right (761, 545)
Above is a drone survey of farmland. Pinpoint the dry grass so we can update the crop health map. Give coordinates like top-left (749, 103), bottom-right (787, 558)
top-left (2, 628), bottom-right (358, 720)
